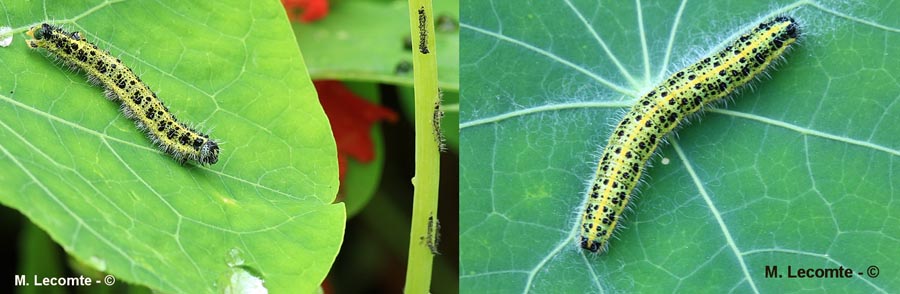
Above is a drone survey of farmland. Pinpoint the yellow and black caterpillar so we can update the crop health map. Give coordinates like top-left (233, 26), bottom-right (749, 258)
top-left (26, 23), bottom-right (219, 165)
top-left (579, 16), bottom-right (799, 253)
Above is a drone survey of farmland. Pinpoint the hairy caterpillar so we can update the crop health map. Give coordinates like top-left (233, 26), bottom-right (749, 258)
top-left (433, 89), bottom-right (447, 152)
top-left (420, 214), bottom-right (441, 255)
top-left (25, 23), bottom-right (220, 165)
top-left (417, 6), bottom-right (429, 54)
top-left (579, 16), bottom-right (799, 253)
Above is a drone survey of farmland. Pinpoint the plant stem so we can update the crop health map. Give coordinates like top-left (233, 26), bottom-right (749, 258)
top-left (404, 0), bottom-right (441, 292)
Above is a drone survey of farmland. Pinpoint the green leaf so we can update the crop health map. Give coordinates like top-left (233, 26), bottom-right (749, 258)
top-left (460, 1), bottom-right (900, 293)
top-left (0, 1), bottom-right (343, 293)
top-left (291, 0), bottom-right (460, 91)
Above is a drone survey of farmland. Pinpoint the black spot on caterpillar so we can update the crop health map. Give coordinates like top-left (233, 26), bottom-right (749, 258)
top-left (579, 16), bottom-right (800, 253)
top-left (417, 6), bottom-right (430, 54)
top-left (25, 23), bottom-right (220, 165)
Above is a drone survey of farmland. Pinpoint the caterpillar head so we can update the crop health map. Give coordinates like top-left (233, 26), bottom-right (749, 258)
top-left (199, 140), bottom-right (220, 165)
top-left (25, 23), bottom-right (53, 48)
top-left (26, 23), bottom-right (82, 48)
top-left (28, 23), bottom-right (53, 39)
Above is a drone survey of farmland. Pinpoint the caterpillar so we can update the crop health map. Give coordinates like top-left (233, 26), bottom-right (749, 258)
top-left (579, 16), bottom-right (799, 253)
top-left (420, 214), bottom-right (441, 255)
top-left (433, 89), bottom-right (447, 152)
top-left (25, 23), bottom-right (220, 165)
top-left (417, 6), bottom-right (429, 54)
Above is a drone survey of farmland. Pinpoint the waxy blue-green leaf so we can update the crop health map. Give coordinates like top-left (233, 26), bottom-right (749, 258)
top-left (460, 1), bottom-right (900, 293)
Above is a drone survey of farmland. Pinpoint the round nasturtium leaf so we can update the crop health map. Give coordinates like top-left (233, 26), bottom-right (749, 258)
top-left (461, 1), bottom-right (900, 293)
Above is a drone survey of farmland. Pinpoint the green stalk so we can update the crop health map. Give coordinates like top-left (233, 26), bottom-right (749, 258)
top-left (404, 0), bottom-right (441, 292)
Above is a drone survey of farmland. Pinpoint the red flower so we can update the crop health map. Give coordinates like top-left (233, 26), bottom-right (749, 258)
top-left (282, 0), bottom-right (330, 23)
top-left (315, 80), bottom-right (397, 181)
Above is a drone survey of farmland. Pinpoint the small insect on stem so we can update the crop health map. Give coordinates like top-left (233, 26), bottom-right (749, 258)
top-left (425, 214), bottom-right (441, 255)
top-left (433, 89), bottom-right (447, 152)
top-left (417, 6), bottom-right (430, 54)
